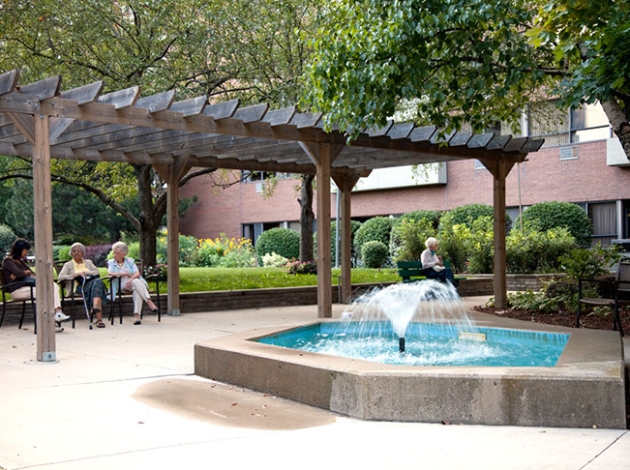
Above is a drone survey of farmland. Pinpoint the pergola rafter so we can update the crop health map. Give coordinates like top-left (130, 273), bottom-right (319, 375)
top-left (0, 69), bottom-right (543, 361)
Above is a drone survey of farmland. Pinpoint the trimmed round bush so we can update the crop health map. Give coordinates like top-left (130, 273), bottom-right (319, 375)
top-left (439, 204), bottom-right (511, 233)
top-left (354, 217), bottom-right (395, 261)
top-left (515, 201), bottom-right (592, 246)
top-left (0, 224), bottom-right (17, 256)
top-left (361, 240), bottom-right (389, 268)
top-left (398, 209), bottom-right (441, 228)
top-left (255, 228), bottom-right (300, 262)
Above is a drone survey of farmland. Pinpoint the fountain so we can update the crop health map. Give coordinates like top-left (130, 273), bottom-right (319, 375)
top-left (255, 281), bottom-right (569, 367)
top-left (194, 282), bottom-right (627, 428)
top-left (347, 281), bottom-right (467, 355)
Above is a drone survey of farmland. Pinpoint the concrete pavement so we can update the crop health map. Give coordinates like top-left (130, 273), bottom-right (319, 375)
top-left (0, 297), bottom-right (628, 470)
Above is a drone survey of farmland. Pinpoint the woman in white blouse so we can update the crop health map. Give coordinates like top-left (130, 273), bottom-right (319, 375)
top-left (420, 237), bottom-right (455, 285)
top-left (107, 241), bottom-right (158, 325)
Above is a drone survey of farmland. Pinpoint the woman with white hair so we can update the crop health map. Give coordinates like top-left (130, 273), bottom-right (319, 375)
top-left (107, 241), bottom-right (158, 325)
top-left (420, 237), bottom-right (455, 285)
top-left (58, 242), bottom-right (108, 328)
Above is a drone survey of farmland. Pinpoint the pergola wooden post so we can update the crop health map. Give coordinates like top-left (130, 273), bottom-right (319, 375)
top-left (33, 113), bottom-right (56, 361)
top-left (154, 158), bottom-right (191, 316)
top-left (480, 159), bottom-right (515, 310)
top-left (332, 172), bottom-right (363, 303)
top-left (300, 142), bottom-right (345, 317)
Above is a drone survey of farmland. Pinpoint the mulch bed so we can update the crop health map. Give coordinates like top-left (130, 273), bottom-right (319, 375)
top-left (473, 305), bottom-right (630, 334)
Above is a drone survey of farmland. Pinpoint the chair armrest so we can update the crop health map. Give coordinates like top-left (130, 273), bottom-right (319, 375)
top-left (1, 280), bottom-right (34, 291)
top-left (0, 281), bottom-right (35, 300)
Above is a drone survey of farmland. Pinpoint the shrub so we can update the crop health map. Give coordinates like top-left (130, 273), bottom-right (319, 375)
top-left (398, 210), bottom-right (441, 228)
top-left (438, 223), bottom-right (471, 274)
top-left (506, 224), bottom-right (577, 273)
top-left (354, 217), bottom-right (395, 261)
top-left (197, 234), bottom-right (254, 267)
top-left (215, 249), bottom-right (257, 268)
top-left (285, 259), bottom-right (317, 275)
top-left (516, 201), bottom-right (592, 246)
top-left (361, 240), bottom-right (389, 268)
top-left (255, 228), bottom-right (300, 263)
top-left (156, 233), bottom-right (199, 266)
top-left (465, 216), bottom-right (494, 274)
top-left (0, 224), bottom-right (16, 256)
top-left (86, 244), bottom-right (112, 267)
top-left (262, 252), bottom-right (289, 267)
top-left (390, 217), bottom-right (436, 262)
top-left (439, 204), bottom-right (512, 234)
top-left (144, 263), bottom-right (167, 281)
top-left (559, 243), bottom-right (621, 282)
top-left (56, 245), bottom-right (72, 261)
top-left (505, 290), bottom-right (561, 313)
top-left (178, 234), bottom-right (200, 266)
top-left (127, 242), bottom-right (141, 260)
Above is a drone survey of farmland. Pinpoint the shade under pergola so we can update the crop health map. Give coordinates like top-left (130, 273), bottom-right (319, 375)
top-left (0, 69), bottom-right (543, 361)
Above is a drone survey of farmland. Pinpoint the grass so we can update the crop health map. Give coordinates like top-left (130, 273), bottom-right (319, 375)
top-left (123, 267), bottom-right (400, 293)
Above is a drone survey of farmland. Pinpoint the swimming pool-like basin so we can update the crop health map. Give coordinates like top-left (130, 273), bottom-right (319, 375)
top-left (194, 313), bottom-right (626, 429)
top-left (256, 321), bottom-right (570, 367)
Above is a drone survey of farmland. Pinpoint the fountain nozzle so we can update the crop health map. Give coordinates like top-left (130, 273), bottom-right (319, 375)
top-left (399, 337), bottom-right (405, 353)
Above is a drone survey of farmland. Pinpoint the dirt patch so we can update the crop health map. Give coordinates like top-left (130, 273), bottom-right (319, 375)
top-left (134, 378), bottom-right (336, 430)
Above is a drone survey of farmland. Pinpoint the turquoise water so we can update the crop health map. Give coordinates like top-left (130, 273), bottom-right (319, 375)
top-left (256, 322), bottom-right (570, 367)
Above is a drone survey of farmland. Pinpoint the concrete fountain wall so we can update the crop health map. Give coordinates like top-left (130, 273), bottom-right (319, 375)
top-left (194, 313), bottom-right (626, 429)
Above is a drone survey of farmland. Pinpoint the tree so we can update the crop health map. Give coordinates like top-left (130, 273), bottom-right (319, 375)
top-left (301, 0), bottom-right (630, 158)
top-left (0, 0), bottom-right (318, 264)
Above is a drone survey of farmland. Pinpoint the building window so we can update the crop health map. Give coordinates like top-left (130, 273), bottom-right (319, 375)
top-left (241, 171), bottom-right (292, 183)
top-left (587, 202), bottom-right (617, 246)
top-left (528, 100), bottom-right (611, 147)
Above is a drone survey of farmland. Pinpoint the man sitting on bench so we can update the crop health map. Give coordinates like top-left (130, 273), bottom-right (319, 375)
top-left (421, 237), bottom-right (456, 286)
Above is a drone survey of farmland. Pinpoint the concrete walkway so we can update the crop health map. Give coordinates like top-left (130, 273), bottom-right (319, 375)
top-left (0, 296), bottom-right (628, 470)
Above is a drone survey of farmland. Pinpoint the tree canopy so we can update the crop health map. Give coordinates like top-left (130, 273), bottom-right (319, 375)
top-left (0, 0), bottom-right (317, 263)
top-left (301, 0), bottom-right (630, 156)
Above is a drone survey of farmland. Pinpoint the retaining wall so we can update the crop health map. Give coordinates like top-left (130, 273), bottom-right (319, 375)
top-left (2, 275), bottom-right (556, 325)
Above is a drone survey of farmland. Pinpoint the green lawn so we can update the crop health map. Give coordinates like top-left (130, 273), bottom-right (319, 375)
top-left (112, 267), bottom-right (399, 293)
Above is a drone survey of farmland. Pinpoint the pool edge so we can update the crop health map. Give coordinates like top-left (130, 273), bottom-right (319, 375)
top-left (194, 317), bottom-right (626, 429)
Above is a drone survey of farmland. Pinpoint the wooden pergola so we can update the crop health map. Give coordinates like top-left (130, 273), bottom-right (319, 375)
top-left (0, 69), bottom-right (543, 362)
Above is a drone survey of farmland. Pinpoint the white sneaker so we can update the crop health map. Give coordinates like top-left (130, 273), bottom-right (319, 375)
top-left (54, 311), bottom-right (71, 323)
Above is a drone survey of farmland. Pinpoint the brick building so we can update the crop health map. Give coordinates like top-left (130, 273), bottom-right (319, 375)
top-left (180, 102), bottom-right (630, 246)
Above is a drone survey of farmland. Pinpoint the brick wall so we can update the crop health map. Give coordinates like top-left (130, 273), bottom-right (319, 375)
top-left (180, 141), bottom-right (630, 240)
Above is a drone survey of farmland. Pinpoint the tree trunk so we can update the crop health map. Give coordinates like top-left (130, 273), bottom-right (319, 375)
top-left (601, 98), bottom-right (630, 158)
top-left (135, 165), bottom-right (159, 268)
top-left (299, 174), bottom-right (315, 262)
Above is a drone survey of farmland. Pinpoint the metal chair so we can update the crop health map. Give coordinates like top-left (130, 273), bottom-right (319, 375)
top-left (0, 266), bottom-right (37, 333)
top-left (576, 259), bottom-right (630, 336)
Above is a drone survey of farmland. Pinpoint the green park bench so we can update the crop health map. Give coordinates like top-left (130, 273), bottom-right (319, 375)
top-left (396, 260), bottom-right (465, 284)
top-left (396, 261), bottom-right (426, 283)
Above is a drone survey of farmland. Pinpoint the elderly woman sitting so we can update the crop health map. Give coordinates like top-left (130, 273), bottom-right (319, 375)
top-left (58, 242), bottom-right (108, 328)
top-left (107, 241), bottom-right (158, 325)
top-left (420, 237), bottom-right (456, 285)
